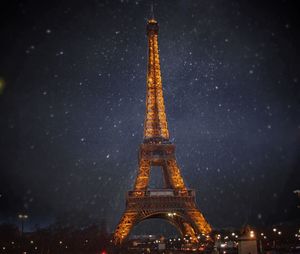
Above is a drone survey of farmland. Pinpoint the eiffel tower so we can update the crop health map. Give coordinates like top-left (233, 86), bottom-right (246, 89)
top-left (113, 16), bottom-right (211, 245)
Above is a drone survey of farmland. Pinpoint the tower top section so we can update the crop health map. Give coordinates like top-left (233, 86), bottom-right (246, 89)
top-left (147, 19), bottom-right (159, 35)
top-left (143, 18), bottom-right (170, 143)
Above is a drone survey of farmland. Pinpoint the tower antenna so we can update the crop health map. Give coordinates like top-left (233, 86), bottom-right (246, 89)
top-left (150, 0), bottom-right (155, 19)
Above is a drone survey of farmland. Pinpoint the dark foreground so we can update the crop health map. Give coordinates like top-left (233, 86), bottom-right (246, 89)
top-left (0, 222), bottom-right (299, 254)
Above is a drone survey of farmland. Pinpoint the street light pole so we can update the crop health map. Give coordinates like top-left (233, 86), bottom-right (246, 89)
top-left (18, 214), bottom-right (28, 254)
top-left (294, 190), bottom-right (300, 208)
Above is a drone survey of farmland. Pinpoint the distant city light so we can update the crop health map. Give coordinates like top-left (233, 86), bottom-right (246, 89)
top-left (0, 78), bottom-right (5, 94)
top-left (167, 212), bottom-right (177, 217)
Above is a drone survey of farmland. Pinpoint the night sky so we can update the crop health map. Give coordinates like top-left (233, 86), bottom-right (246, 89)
top-left (0, 0), bottom-right (299, 234)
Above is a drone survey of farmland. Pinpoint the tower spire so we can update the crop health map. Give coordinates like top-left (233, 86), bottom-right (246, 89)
top-left (150, 0), bottom-right (155, 19)
top-left (144, 13), bottom-right (169, 143)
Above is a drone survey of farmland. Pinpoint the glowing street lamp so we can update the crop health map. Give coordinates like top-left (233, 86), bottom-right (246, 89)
top-left (294, 190), bottom-right (300, 208)
top-left (18, 214), bottom-right (28, 253)
top-left (293, 190), bottom-right (300, 197)
top-left (18, 214), bottom-right (28, 237)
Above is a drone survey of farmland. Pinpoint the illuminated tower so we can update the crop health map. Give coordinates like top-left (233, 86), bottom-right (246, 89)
top-left (113, 17), bottom-right (211, 245)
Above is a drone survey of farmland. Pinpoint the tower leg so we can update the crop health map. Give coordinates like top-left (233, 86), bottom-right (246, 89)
top-left (182, 222), bottom-right (198, 243)
top-left (167, 160), bottom-right (187, 190)
top-left (113, 211), bottom-right (138, 244)
top-left (133, 159), bottom-right (151, 191)
top-left (186, 209), bottom-right (212, 235)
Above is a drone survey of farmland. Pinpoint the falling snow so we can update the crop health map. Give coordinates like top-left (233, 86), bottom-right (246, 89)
top-left (0, 0), bottom-right (299, 230)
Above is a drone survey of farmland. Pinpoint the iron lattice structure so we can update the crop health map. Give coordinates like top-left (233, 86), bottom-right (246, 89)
top-left (113, 18), bottom-right (211, 245)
